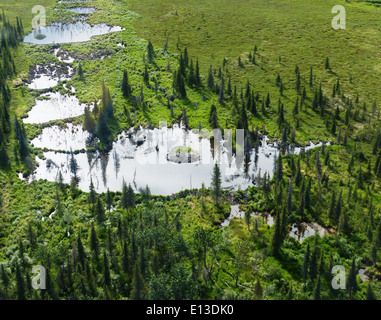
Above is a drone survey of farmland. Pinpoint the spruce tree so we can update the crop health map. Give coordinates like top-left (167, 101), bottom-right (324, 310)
top-left (106, 188), bottom-right (113, 211)
top-left (296, 71), bottom-right (301, 93)
top-left (313, 276), bottom-right (321, 300)
top-left (1, 264), bottom-right (10, 297)
top-left (211, 163), bottom-right (222, 207)
top-left (271, 209), bottom-right (283, 257)
top-left (347, 258), bottom-right (358, 298)
top-left (90, 224), bottom-right (100, 260)
top-left (77, 62), bottom-right (84, 79)
top-left (83, 106), bottom-right (96, 133)
top-left (366, 284), bottom-right (377, 300)
top-left (310, 247), bottom-right (318, 280)
top-left (328, 191), bottom-right (336, 222)
top-left (122, 241), bottom-right (130, 275)
top-left (127, 183), bottom-right (136, 208)
top-left (103, 252), bottom-right (111, 288)
top-left (276, 153), bottom-right (283, 184)
top-left (207, 65), bottom-right (214, 90)
top-left (0, 143), bottom-right (9, 166)
top-left (209, 105), bottom-right (219, 129)
top-left (88, 179), bottom-right (97, 206)
top-left (325, 57), bottom-right (330, 70)
top-left (131, 264), bottom-right (146, 300)
top-left (122, 70), bottom-right (131, 98)
top-left (77, 233), bottom-right (86, 269)
top-left (147, 40), bottom-right (154, 63)
top-left (95, 196), bottom-right (106, 225)
top-left (305, 178), bottom-right (311, 211)
top-left (218, 76), bottom-right (224, 104)
top-left (15, 263), bottom-right (25, 300)
top-left (302, 244), bottom-right (310, 280)
top-left (143, 65), bottom-right (149, 85)
top-left (277, 104), bottom-right (285, 128)
top-left (293, 97), bottom-right (299, 116)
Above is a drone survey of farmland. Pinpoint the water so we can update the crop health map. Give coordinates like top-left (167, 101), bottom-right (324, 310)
top-left (30, 125), bottom-right (265, 195)
top-left (221, 205), bottom-right (327, 241)
top-left (24, 21), bottom-right (124, 45)
top-left (221, 205), bottom-right (244, 227)
top-left (49, 211), bottom-right (56, 220)
top-left (54, 48), bottom-right (75, 63)
top-left (31, 124), bottom-right (91, 151)
top-left (27, 64), bottom-right (74, 90)
top-left (23, 92), bottom-right (93, 124)
top-left (358, 269), bottom-right (369, 282)
top-left (264, 214), bottom-right (275, 227)
top-left (63, 84), bottom-right (76, 92)
top-left (29, 124), bottom-right (329, 195)
top-left (289, 222), bottom-right (327, 242)
top-left (28, 76), bottom-right (59, 90)
top-left (67, 8), bottom-right (97, 14)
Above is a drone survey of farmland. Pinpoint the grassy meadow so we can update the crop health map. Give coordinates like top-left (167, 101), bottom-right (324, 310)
top-left (0, 0), bottom-right (380, 301)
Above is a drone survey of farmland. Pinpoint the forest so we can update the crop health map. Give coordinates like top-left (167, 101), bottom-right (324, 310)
top-left (0, 0), bottom-right (380, 300)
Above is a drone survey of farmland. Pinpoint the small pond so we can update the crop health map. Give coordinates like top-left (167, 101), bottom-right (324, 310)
top-left (222, 205), bottom-right (329, 242)
top-left (23, 92), bottom-right (93, 124)
top-left (24, 21), bottom-right (123, 45)
top-left (28, 63), bottom-right (74, 90)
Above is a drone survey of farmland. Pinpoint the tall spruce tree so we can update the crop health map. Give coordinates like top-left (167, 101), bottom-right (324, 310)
top-left (211, 163), bottom-right (222, 207)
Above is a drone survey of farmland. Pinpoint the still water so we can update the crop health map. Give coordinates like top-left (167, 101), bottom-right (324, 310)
top-left (23, 92), bottom-right (93, 124)
top-left (30, 123), bottom-right (326, 195)
top-left (24, 21), bottom-right (123, 45)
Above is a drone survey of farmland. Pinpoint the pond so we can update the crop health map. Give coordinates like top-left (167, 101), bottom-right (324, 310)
top-left (222, 205), bottom-right (329, 242)
top-left (27, 63), bottom-right (74, 90)
top-left (23, 21), bottom-right (124, 45)
top-left (23, 92), bottom-right (93, 124)
top-left (289, 222), bottom-right (329, 242)
top-left (31, 123), bottom-right (91, 151)
top-left (29, 123), bottom-right (329, 196)
top-left (221, 205), bottom-right (244, 227)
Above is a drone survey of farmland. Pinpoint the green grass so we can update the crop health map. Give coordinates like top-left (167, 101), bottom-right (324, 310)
top-left (126, 0), bottom-right (381, 100)
top-left (122, 0), bottom-right (381, 143)
top-left (0, 0), bottom-right (339, 146)
top-left (0, 0), bottom-right (380, 301)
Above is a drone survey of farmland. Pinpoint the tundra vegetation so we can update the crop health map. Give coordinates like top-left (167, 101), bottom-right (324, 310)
top-left (0, 0), bottom-right (380, 300)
